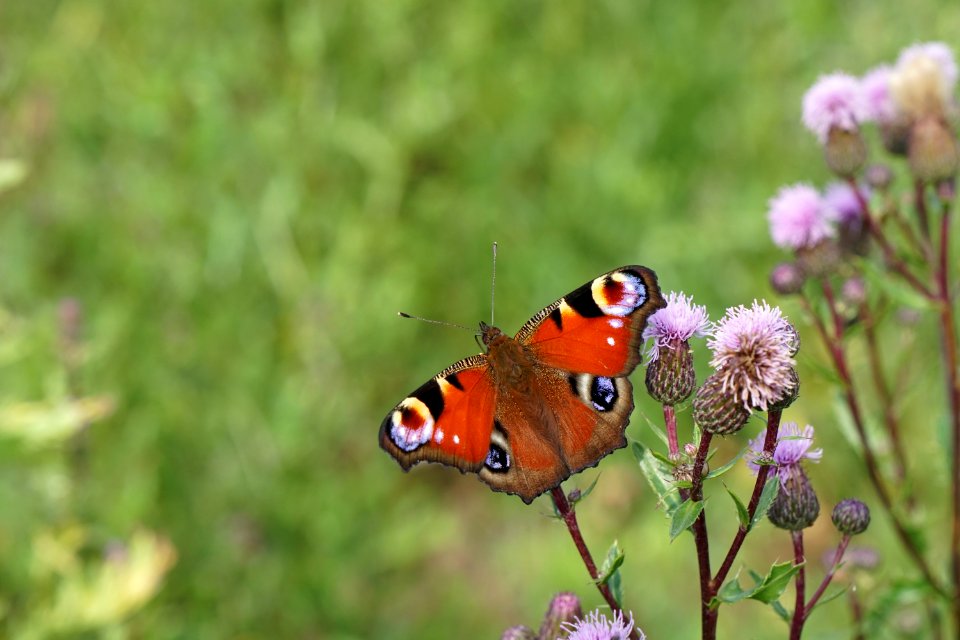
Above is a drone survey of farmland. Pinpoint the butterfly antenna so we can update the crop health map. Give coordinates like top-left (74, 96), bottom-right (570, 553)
top-left (490, 241), bottom-right (498, 326)
top-left (397, 312), bottom-right (475, 333)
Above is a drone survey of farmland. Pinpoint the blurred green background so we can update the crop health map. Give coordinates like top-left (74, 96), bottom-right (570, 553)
top-left (2, 1), bottom-right (960, 638)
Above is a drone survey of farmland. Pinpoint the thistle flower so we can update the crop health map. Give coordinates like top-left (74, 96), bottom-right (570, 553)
top-left (802, 73), bottom-right (867, 144)
top-left (890, 42), bottom-right (958, 119)
top-left (642, 292), bottom-right (710, 362)
top-left (708, 301), bottom-right (798, 411)
top-left (860, 65), bottom-right (897, 124)
top-left (769, 261), bottom-right (806, 296)
top-left (563, 609), bottom-right (642, 640)
top-left (747, 422), bottom-right (823, 476)
top-left (768, 184), bottom-right (833, 251)
top-left (643, 292), bottom-right (709, 405)
top-left (823, 182), bottom-right (866, 225)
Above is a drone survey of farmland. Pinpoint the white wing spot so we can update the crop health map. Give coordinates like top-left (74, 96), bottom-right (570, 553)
top-left (453, 434), bottom-right (460, 445)
top-left (434, 428), bottom-right (444, 443)
top-left (608, 318), bottom-right (624, 328)
top-left (607, 336), bottom-right (616, 346)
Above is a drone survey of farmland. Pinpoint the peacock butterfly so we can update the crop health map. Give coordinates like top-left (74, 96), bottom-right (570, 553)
top-left (379, 266), bottom-right (665, 503)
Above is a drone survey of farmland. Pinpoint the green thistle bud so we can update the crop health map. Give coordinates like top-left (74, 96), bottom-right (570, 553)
top-left (832, 499), bottom-right (871, 536)
top-left (908, 116), bottom-right (960, 183)
top-left (692, 372), bottom-right (750, 436)
top-left (536, 592), bottom-right (582, 640)
top-left (768, 468), bottom-right (820, 531)
top-left (645, 341), bottom-right (696, 405)
top-left (824, 126), bottom-right (867, 177)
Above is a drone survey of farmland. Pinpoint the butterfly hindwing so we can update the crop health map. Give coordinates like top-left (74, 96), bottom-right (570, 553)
top-left (516, 266), bottom-right (665, 377)
top-left (379, 355), bottom-right (498, 474)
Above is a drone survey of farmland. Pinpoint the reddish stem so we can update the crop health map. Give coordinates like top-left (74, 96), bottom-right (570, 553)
top-left (799, 290), bottom-right (948, 597)
top-left (805, 535), bottom-right (851, 615)
top-left (711, 410), bottom-right (783, 590)
top-left (549, 487), bottom-right (640, 640)
top-left (664, 405), bottom-right (680, 459)
top-left (847, 178), bottom-right (935, 299)
top-left (688, 432), bottom-right (715, 639)
top-left (789, 531), bottom-right (807, 640)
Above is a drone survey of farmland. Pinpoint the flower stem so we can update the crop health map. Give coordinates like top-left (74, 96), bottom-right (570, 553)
top-left (549, 487), bottom-right (640, 640)
top-left (711, 409), bottom-right (782, 590)
top-left (805, 535), bottom-right (851, 614)
top-left (688, 432), bottom-right (715, 639)
top-left (789, 530), bottom-right (807, 640)
top-left (664, 404), bottom-right (680, 459)
top-left (799, 290), bottom-right (948, 597)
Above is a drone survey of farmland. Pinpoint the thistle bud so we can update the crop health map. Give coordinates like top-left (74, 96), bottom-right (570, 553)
top-left (537, 592), bottom-right (582, 640)
top-left (824, 126), bottom-right (868, 177)
top-left (692, 372), bottom-right (750, 436)
top-left (880, 117), bottom-right (912, 156)
top-left (865, 164), bottom-right (894, 191)
top-left (795, 239), bottom-right (842, 278)
top-left (768, 468), bottom-right (820, 531)
top-left (768, 368), bottom-right (800, 411)
top-left (908, 116), bottom-right (960, 183)
top-left (770, 262), bottom-right (806, 296)
top-left (645, 340), bottom-right (696, 405)
top-left (500, 627), bottom-right (536, 640)
top-left (832, 499), bottom-right (871, 536)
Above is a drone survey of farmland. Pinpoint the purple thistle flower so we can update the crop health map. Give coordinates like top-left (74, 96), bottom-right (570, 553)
top-left (708, 301), bottom-right (797, 411)
top-left (768, 184), bottom-right (834, 250)
top-left (642, 291), bottom-right (710, 363)
top-left (747, 422), bottom-right (823, 478)
top-left (823, 181), bottom-right (866, 225)
top-left (802, 72), bottom-right (867, 144)
top-left (860, 65), bottom-right (897, 123)
top-left (563, 610), bottom-right (642, 640)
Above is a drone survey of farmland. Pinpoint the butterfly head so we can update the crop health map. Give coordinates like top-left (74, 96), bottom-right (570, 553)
top-left (478, 321), bottom-right (505, 348)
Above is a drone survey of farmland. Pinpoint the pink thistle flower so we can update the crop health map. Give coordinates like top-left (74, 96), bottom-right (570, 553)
top-left (642, 291), bottom-right (710, 363)
top-left (747, 422), bottom-right (822, 478)
top-left (898, 41), bottom-right (958, 89)
top-left (802, 72), bottom-right (867, 144)
top-left (861, 65), bottom-right (897, 123)
top-left (822, 181), bottom-right (866, 225)
top-left (768, 183), bottom-right (834, 250)
top-left (563, 610), bottom-right (642, 640)
top-left (708, 301), bottom-right (797, 411)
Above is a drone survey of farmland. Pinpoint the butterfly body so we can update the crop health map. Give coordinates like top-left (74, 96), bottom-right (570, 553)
top-left (380, 266), bottom-right (665, 503)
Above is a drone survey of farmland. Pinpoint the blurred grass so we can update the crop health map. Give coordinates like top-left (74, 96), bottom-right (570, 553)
top-left (1, 0), bottom-right (960, 638)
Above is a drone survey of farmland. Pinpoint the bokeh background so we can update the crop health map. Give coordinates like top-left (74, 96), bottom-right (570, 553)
top-left (2, 1), bottom-right (960, 638)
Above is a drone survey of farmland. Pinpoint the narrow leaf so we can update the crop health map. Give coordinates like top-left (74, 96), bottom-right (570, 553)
top-left (750, 561), bottom-right (804, 604)
top-left (596, 540), bottom-right (625, 586)
top-left (705, 446), bottom-right (746, 479)
top-left (669, 499), bottom-right (704, 541)
top-left (751, 478), bottom-right (780, 528)
top-left (770, 600), bottom-right (791, 623)
top-left (726, 486), bottom-right (750, 529)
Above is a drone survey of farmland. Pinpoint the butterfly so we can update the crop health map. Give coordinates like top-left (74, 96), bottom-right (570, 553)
top-left (379, 266), bottom-right (665, 503)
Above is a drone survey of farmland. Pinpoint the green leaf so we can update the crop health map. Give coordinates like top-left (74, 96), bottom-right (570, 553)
top-left (597, 540), bottom-right (625, 607)
top-left (669, 498), bottom-right (704, 541)
top-left (726, 486), bottom-right (749, 529)
top-left (634, 442), bottom-right (682, 515)
top-left (769, 600), bottom-right (791, 623)
top-left (571, 475), bottom-right (601, 505)
top-left (751, 478), bottom-right (780, 528)
top-left (713, 562), bottom-right (802, 606)
top-left (808, 585), bottom-right (848, 613)
top-left (750, 561), bottom-right (804, 604)
top-left (650, 448), bottom-right (675, 466)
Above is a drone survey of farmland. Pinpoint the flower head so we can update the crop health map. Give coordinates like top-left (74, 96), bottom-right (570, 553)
top-left (860, 65), bottom-right (897, 123)
top-left (708, 301), bottom-right (798, 411)
top-left (768, 184), bottom-right (834, 250)
top-left (643, 291), bottom-right (710, 362)
top-left (823, 182), bottom-right (866, 225)
top-left (890, 41), bottom-right (958, 119)
top-left (747, 422), bottom-right (822, 477)
top-left (802, 73), bottom-right (867, 143)
top-left (832, 499), bottom-right (871, 536)
top-left (563, 609), bottom-right (642, 640)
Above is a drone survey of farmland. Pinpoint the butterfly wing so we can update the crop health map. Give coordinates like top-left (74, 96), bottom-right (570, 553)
top-left (515, 266), bottom-right (665, 480)
top-left (379, 355), bottom-right (499, 477)
top-left (516, 265), bottom-right (665, 376)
